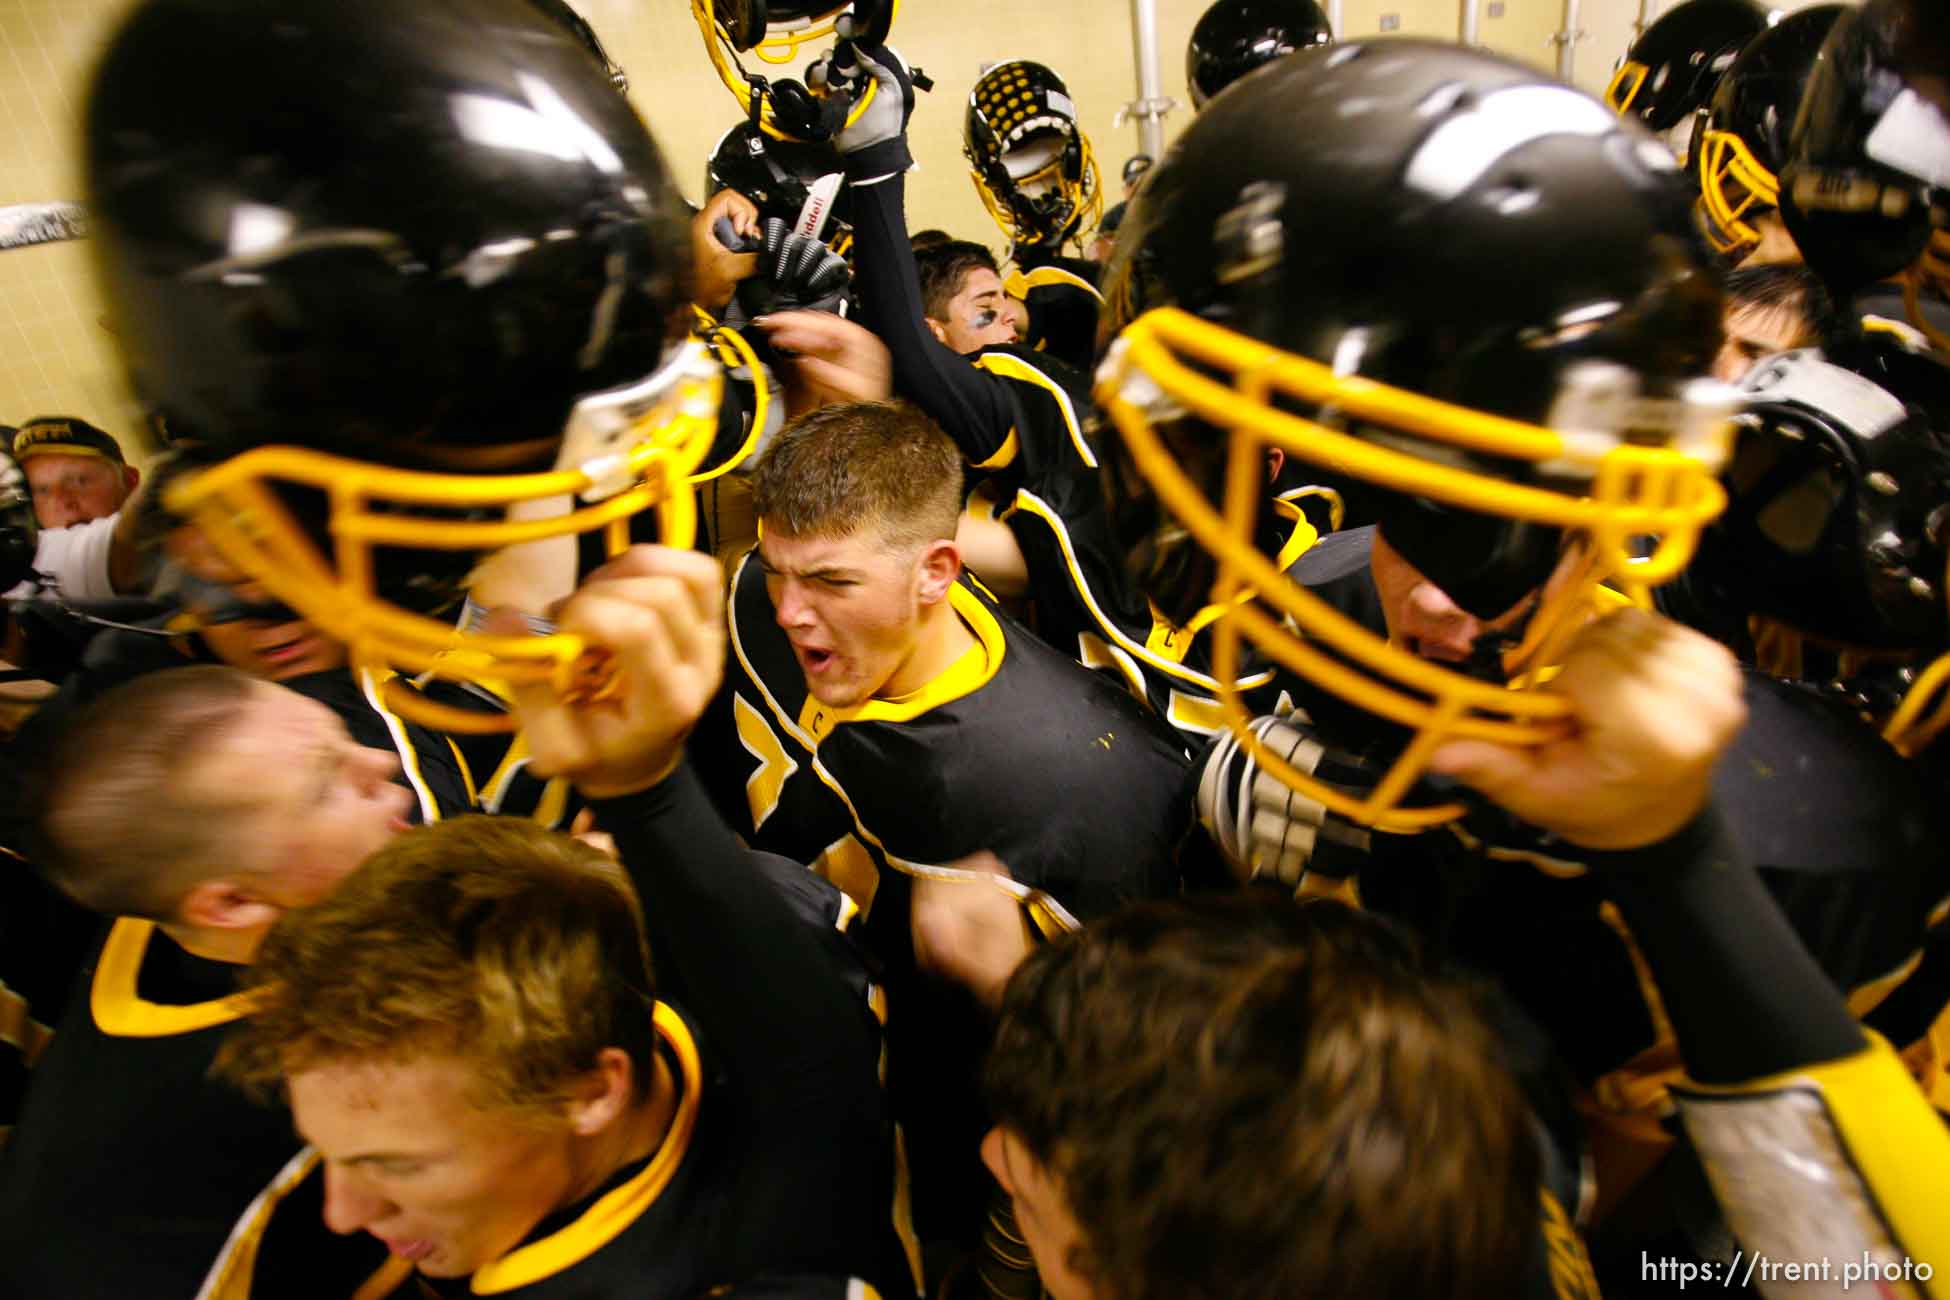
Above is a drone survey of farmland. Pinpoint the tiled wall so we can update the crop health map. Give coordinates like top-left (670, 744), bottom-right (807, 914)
top-left (0, 0), bottom-right (143, 463)
top-left (0, 0), bottom-right (1844, 466)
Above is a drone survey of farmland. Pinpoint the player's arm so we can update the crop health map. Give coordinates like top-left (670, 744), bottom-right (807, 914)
top-left (509, 547), bottom-right (878, 1073)
top-left (829, 49), bottom-right (1019, 467)
top-left (1433, 610), bottom-right (1950, 1288)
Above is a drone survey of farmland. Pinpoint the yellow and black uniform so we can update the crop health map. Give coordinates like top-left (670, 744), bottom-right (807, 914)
top-left (1279, 527), bottom-right (1950, 1095)
top-left (412, 676), bottom-right (583, 833)
top-left (1264, 525), bottom-right (1950, 1287)
top-left (0, 920), bottom-right (384, 1300)
top-left (1003, 247), bottom-right (1103, 374)
top-left (695, 551), bottom-right (1192, 951)
top-left (848, 165), bottom-right (1298, 743)
top-left (1587, 812), bottom-right (1950, 1297)
top-left (690, 553), bottom-right (1193, 1248)
top-left (339, 764), bottom-right (917, 1300)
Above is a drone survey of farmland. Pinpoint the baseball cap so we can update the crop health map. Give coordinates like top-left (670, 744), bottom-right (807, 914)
top-left (13, 416), bottom-right (126, 466)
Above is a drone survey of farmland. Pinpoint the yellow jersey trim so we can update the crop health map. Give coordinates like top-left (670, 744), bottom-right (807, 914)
top-left (723, 552), bottom-right (1068, 918)
top-left (193, 1147), bottom-right (331, 1300)
top-left (471, 1003), bottom-right (704, 1294)
top-left (795, 584), bottom-right (1006, 741)
top-left (969, 428), bottom-right (1021, 473)
top-left (1008, 490), bottom-right (1277, 693)
top-left (970, 352), bottom-right (1098, 469)
top-left (1003, 265), bottom-right (1106, 304)
top-left (90, 918), bottom-right (261, 1038)
top-left (357, 668), bottom-right (441, 825)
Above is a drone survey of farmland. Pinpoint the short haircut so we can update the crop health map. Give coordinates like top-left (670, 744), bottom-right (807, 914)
top-left (33, 665), bottom-right (261, 920)
top-left (750, 401), bottom-right (963, 552)
top-left (915, 239), bottom-right (1000, 323)
top-left (218, 815), bottom-right (659, 1117)
top-left (986, 895), bottom-right (1540, 1300)
top-left (1724, 261), bottom-right (1835, 343)
top-left (909, 228), bottom-right (954, 253)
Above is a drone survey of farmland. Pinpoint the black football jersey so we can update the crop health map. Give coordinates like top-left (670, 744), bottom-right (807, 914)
top-left (0, 920), bottom-right (378, 1300)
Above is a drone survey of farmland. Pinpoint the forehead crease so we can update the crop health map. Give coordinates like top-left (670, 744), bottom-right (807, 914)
top-left (762, 534), bottom-right (870, 574)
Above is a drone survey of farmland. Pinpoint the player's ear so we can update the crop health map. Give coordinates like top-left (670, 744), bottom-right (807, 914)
top-left (1264, 448), bottom-right (1285, 484)
top-left (563, 1047), bottom-right (638, 1137)
top-left (925, 316), bottom-right (951, 346)
top-left (914, 538), bottom-right (961, 607)
top-left (177, 875), bottom-right (280, 934)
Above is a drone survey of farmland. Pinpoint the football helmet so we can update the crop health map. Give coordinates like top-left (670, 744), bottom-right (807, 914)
top-left (1185, 0), bottom-right (1333, 111)
top-left (707, 120), bottom-right (854, 258)
top-left (965, 60), bottom-right (1104, 252)
top-left (86, 0), bottom-right (718, 733)
top-left (1691, 343), bottom-right (1950, 754)
top-left (1095, 41), bottom-right (1734, 828)
top-left (1605, 0), bottom-right (1772, 144)
top-left (1695, 349), bottom-right (1950, 650)
top-left (1693, 4), bottom-right (1846, 259)
top-left (1781, 0), bottom-right (1950, 338)
top-left (692, 0), bottom-right (897, 142)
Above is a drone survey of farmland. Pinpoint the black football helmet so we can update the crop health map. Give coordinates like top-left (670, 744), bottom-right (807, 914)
top-left (965, 60), bottom-right (1104, 251)
top-left (86, 0), bottom-right (718, 731)
top-left (1686, 342), bottom-right (1950, 753)
top-left (1695, 348), bottom-right (1950, 650)
top-left (1096, 40), bottom-right (1734, 828)
top-left (1693, 4), bottom-right (1847, 259)
top-left (707, 120), bottom-right (853, 258)
top-left (1606, 0), bottom-right (1772, 145)
top-left (1780, 0), bottom-right (1950, 322)
top-left (693, 0), bottom-right (898, 142)
top-left (1185, 0), bottom-right (1333, 111)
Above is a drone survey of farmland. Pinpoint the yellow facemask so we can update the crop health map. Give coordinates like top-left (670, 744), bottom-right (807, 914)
top-left (691, 0), bottom-right (897, 141)
top-left (1095, 306), bottom-right (1734, 830)
top-left (1695, 126), bottom-right (1781, 257)
top-left (164, 339), bottom-right (732, 734)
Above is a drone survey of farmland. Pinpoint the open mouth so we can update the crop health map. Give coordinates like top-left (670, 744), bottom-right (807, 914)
top-left (257, 630), bottom-right (318, 665)
top-left (795, 643), bottom-right (836, 675)
top-left (377, 1236), bottom-right (436, 1263)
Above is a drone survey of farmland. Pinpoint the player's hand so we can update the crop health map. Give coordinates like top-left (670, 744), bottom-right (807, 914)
top-left (1197, 713), bottom-right (1375, 889)
top-left (753, 309), bottom-right (892, 403)
top-left (810, 42), bottom-right (916, 177)
top-left (692, 189), bottom-right (761, 313)
top-left (507, 545), bottom-right (727, 801)
top-left (736, 220), bottom-right (851, 318)
top-left (1428, 608), bottom-right (1745, 851)
top-left (910, 852), bottom-right (1034, 1010)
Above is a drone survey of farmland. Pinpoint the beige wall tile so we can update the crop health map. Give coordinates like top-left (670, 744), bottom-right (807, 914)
top-left (0, 0), bottom-right (143, 461)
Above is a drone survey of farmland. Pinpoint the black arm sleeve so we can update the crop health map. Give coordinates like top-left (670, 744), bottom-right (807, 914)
top-left (848, 170), bottom-right (1018, 465)
top-left (1584, 808), bottom-right (1867, 1085)
top-left (591, 761), bottom-right (875, 1080)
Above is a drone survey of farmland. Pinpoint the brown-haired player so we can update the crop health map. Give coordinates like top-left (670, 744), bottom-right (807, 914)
top-left (218, 546), bottom-right (915, 1300)
top-left (984, 895), bottom-right (1542, 1300)
top-left (911, 241), bottom-right (1017, 356)
top-left (685, 400), bottom-right (1193, 1270)
top-left (981, 610), bottom-right (1950, 1299)
top-left (0, 664), bottom-right (451, 1299)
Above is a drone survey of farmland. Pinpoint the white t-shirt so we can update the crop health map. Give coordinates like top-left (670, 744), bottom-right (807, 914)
top-left (5, 511), bottom-right (120, 602)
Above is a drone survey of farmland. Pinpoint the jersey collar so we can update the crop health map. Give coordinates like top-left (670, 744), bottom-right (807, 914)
top-left (470, 1002), bottom-right (705, 1295)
